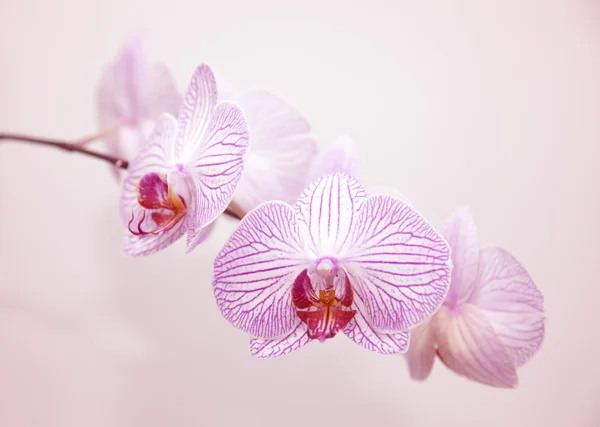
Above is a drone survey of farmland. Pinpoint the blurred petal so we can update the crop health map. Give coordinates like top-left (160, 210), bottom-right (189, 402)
top-left (175, 64), bottom-right (218, 160)
top-left (343, 297), bottom-right (410, 354)
top-left (233, 90), bottom-right (317, 212)
top-left (405, 320), bottom-right (436, 381)
top-left (213, 202), bottom-right (307, 339)
top-left (470, 247), bottom-right (545, 367)
top-left (345, 195), bottom-right (451, 332)
top-left (249, 320), bottom-right (310, 358)
top-left (120, 114), bottom-right (186, 256)
top-left (309, 136), bottom-right (360, 181)
top-left (185, 101), bottom-right (249, 251)
top-left (294, 174), bottom-right (367, 256)
top-left (97, 37), bottom-right (180, 165)
top-left (145, 62), bottom-right (183, 120)
top-left (435, 305), bottom-right (518, 388)
top-left (439, 208), bottom-right (480, 305)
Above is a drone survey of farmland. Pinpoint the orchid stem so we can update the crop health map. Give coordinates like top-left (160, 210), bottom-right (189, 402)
top-left (0, 131), bottom-right (243, 221)
top-left (0, 132), bottom-right (128, 169)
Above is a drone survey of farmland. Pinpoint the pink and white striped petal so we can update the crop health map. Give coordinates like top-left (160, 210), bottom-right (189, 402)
top-left (309, 136), bottom-right (360, 182)
top-left (249, 321), bottom-right (311, 358)
top-left (213, 202), bottom-right (308, 339)
top-left (344, 194), bottom-right (451, 332)
top-left (434, 304), bottom-right (518, 388)
top-left (232, 90), bottom-right (317, 212)
top-left (470, 247), bottom-right (545, 367)
top-left (185, 101), bottom-right (249, 250)
top-left (342, 296), bottom-right (410, 354)
top-left (294, 174), bottom-right (367, 257)
top-left (120, 114), bottom-right (185, 256)
top-left (405, 320), bottom-right (437, 381)
top-left (175, 64), bottom-right (218, 161)
top-left (439, 208), bottom-right (480, 305)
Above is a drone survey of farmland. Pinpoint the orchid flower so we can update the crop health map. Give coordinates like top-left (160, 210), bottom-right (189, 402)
top-left (405, 208), bottom-right (545, 387)
top-left (212, 173), bottom-right (452, 358)
top-left (97, 37), bottom-right (181, 170)
top-left (120, 64), bottom-right (249, 256)
top-left (212, 77), bottom-right (317, 216)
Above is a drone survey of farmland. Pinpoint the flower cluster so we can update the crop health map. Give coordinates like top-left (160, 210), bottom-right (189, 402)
top-left (91, 37), bottom-right (546, 387)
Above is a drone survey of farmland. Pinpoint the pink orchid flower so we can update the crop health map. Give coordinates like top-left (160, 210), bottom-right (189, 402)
top-left (120, 64), bottom-right (249, 256)
top-left (405, 208), bottom-right (545, 387)
top-left (212, 173), bottom-right (452, 358)
top-left (97, 37), bottom-right (181, 170)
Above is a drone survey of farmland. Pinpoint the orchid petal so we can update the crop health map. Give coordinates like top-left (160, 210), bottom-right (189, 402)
top-left (344, 194), bottom-right (451, 332)
top-left (343, 297), bottom-right (410, 354)
top-left (97, 37), bottom-right (180, 165)
top-left (213, 201), bottom-right (307, 338)
top-left (295, 173), bottom-right (367, 256)
top-left (309, 136), bottom-right (360, 181)
top-left (439, 208), bottom-right (480, 305)
top-left (405, 320), bottom-right (436, 381)
top-left (249, 320), bottom-right (310, 358)
top-left (175, 64), bottom-right (218, 160)
top-left (470, 247), bottom-right (545, 367)
top-left (120, 114), bottom-right (186, 256)
top-left (185, 101), bottom-right (249, 250)
top-left (232, 90), bottom-right (317, 212)
top-left (435, 304), bottom-right (518, 388)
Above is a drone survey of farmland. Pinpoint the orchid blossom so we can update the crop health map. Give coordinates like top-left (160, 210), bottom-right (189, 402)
top-left (405, 208), bottom-right (545, 387)
top-left (97, 37), bottom-right (181, 171)
top-left (120, 64), bottom-right (249, 256)
top-left (212, 173), bottom-right (452, 358)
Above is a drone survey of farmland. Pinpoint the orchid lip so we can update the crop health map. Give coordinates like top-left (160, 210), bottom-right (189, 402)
top-left (128, 172), bottom-right (187, 236)
top-left (291, 268), bottom-right (356, 342)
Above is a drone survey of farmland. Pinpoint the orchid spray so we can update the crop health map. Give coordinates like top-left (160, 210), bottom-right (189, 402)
top-left (0, 37), bottom-right (545, 388)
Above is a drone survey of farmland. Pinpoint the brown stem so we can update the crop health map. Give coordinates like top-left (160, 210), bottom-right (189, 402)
top-left (0, 133), bottom-right (128, 169)
top-left (0, 132), bottom-right (244, 220)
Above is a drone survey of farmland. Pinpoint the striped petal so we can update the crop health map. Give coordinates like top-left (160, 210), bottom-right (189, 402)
top-left (232, 90), bottom-right (317, 212)
top-left (470, 247), bottom-right (545, 367)
top-left (213, 202), bottom-right (308, 339)
top-left (343, 295), bottom-right (410, 354)
top-left (249, 320), bottom-right (310, 358)
top-left (175, 64), bottom-right (218, 161)
top-left (185, 101), bottom-right (249, 251)
top-left (439, 208), bottom-right (480, 305)
top-left (343, 194), bottom-right (451, 332)
top-left (120, 114), bottom-right (185, 256)
top-left (405, 320), bottom-right (436, 381)
top-left (294, 173), bottom-right (367, 257)
top-left (435, 304), bottom-right (518, 388)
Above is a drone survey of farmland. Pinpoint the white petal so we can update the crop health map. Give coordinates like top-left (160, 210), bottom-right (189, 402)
top-left (470, 247), bottom-right (545, 367)
top-left (344, 194), bottom-right (451, 332)
top-left (405, 320), bottom-right (437, 381)
top-left (249, 321), bottom-right (310, 358)
top-left (294, 173), bottom-right (367, 257)
top-left (439, 208), bottom-right (480, 304)
top-left (232, 90), bottom-right (317, 212)
top-left (213, 202), bottom-right (308, 339)
top-left (435, 304), bottom-right (518, 388)
top-left (175, 64), bottom-right (218, 160)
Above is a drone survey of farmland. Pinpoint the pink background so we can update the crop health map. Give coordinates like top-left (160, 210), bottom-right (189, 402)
top-left (1, 1), bottom-right (599, 426)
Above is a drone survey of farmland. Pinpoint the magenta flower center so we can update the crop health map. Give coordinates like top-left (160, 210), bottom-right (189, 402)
top-left (127, 172), bottom-right (187, 236)
top-left (291, 265), bottom-right (356, 342)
